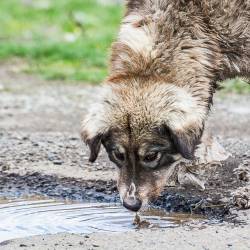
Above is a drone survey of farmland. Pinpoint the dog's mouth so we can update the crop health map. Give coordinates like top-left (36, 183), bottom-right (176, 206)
top-left (118, 179), bottom-right (165, 212)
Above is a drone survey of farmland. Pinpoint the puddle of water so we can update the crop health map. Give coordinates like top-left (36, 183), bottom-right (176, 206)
top-left (0, 196), bottom-right (204, 242)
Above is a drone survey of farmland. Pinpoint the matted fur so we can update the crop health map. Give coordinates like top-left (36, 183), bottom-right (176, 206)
top-left (81, 0), bottom-right (250, 209)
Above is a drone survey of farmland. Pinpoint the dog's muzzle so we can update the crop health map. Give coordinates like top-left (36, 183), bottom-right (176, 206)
top-left (122, 183), bottom-right (142, 212)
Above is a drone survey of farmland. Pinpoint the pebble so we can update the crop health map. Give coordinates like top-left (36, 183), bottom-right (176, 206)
top-left (19, 244), bottom-right (28, 247)
top-left (53, 160), bottom-right (64, 165)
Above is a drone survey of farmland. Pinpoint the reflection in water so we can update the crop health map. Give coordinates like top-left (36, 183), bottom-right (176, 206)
top-left (0, 196), bottom-right (204, 242)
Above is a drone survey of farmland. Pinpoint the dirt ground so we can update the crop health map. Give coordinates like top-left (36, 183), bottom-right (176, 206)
top-left (0, 61), bottom-right (250, 249)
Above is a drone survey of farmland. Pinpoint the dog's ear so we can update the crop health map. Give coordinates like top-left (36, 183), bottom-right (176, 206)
top-left (169, 127), bottom-right (203, 160)
top-left (81, 132), bottom-right (103, 163)
top-left (81, 84), bottom-right (116, 162)
top-left (81, 104), bottom-right (109, 163)
top-left (156, 124), bottom-right (203, 159)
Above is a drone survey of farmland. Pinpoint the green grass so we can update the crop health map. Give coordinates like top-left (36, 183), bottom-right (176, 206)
top-left (0, 1), bottom-right (249, 92)
top-left (0, 0), bottom-right (123, 83)
top-left (220, 78), bottom-right (250, 94)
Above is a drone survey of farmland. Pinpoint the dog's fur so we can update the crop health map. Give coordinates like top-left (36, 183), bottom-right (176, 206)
top-left (81, 0), bottom-right (250, 209)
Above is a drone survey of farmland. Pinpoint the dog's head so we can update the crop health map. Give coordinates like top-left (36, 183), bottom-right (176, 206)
top-left (81, 80), bottom-right (207, 211)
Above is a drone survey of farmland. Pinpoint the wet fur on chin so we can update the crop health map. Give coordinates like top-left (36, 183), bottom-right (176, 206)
top-left (81, 0), bottom-right (250, 204)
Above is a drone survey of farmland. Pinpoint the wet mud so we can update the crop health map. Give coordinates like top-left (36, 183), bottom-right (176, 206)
top-left (0, 171), bottom-right (119, 203)
top-left (0, 154), bottom-right (247, 221)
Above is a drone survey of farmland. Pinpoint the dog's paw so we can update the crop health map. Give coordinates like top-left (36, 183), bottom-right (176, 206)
top-left (232, 186), bottom-right (250, 209)
top-left (232, 160), bottom-right (250, 209)
top-left (233, 160), bottom-right (250, 182)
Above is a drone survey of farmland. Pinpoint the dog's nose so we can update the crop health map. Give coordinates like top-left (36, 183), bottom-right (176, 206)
top-left (123, 197), bottom-right (142, 212)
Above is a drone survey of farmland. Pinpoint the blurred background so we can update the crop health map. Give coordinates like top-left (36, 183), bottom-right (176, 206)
top-left (0, 0), bottom-right (249, 93)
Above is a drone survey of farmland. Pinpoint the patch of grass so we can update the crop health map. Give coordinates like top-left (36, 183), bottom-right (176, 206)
top-left (220, 78), bottom-right (250, 94)
top-left (0, 0), bottom-right (123, 83)
top-left (0, 1), bottom-right (249, 93)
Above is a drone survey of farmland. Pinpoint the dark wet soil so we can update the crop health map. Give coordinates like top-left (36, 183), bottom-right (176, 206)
top-left (0, 171), bottom-right (119, 203)
top-left (156, 158), bottom-right (242, 213)
top-left (0, 156), bottom-right (247, 220)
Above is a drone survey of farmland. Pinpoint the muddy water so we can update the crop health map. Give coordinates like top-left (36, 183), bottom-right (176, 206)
top-left (0, 196), bottom-right (205, 243)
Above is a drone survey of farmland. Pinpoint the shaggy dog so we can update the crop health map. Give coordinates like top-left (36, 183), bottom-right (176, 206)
top-left (81, 0), bottom-right (250, 211)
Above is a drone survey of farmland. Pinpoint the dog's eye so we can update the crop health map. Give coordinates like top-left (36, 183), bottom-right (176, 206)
top-left (113, 150), bottom-right (125, 162)
top-left (143, 152), bottom-right (160, 162)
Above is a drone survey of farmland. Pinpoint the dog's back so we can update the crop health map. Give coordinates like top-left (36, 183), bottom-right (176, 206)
top-left (112, 0), bottom-right (250, 85)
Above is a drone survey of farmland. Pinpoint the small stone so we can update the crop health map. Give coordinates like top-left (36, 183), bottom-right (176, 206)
top-left (19, 244), bottom-right (28, 247)
top-left (95, 187), bottom-right (105, 192)
top-left (1, 165), bottom-right (9, 171)
top-left (47, 154), bottom-right (55, 161)
top-left (219, 197), bottom-right (229, 203)
top-left (70, 136), bottom-right (78, 141)
top-left (53, 160), bottom-right (64, 165)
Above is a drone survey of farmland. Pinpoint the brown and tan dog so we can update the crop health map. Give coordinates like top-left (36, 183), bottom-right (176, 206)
top-left (81, 0), bottom-right (250, 211)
